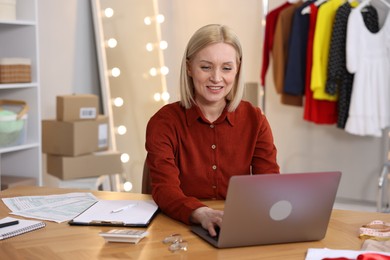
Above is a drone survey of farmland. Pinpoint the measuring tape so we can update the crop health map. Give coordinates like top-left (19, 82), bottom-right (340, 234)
top-left (360, 220), bottom-right (390, 240)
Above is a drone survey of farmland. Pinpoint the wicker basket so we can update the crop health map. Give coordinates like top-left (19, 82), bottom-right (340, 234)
top-left (0, 58), bottom-right (31, 83)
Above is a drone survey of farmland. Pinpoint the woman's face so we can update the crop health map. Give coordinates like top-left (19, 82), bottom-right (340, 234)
top-left (187, 42), bottom-right (239, 108)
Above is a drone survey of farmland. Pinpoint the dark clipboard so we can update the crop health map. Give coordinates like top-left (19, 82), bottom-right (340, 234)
top-left (68, 199), bottom-right (159, 227)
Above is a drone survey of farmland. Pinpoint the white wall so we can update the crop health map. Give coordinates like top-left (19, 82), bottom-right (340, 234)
top-left (37, 0), bottom-right (384, 205)
top-left (38, 0), bottom-right (100, 186)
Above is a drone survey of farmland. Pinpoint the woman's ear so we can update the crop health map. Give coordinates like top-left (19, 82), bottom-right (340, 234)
top-left (186, 60), bottom-right (192, 77)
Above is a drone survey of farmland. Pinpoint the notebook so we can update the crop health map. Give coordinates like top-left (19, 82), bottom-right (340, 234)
top-left (69, 199), bottom-right (159, 227)
top-left (191, 171), bottom-right (341, 248)
top-left (0, 217), bottom-right (46, 240)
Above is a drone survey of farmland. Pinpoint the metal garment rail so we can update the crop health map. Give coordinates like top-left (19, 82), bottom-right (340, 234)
top-left (377, 127), bottom-right (390, 212)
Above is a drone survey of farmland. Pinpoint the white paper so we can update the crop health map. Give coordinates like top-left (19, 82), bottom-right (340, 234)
top-left (72, 200), bottom-right (158, 225)
top-left (2, 193), bottom-right (98, 223)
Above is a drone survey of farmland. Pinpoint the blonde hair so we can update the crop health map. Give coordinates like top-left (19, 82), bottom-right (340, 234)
top-left (179, 24), bottom-right (244, 112)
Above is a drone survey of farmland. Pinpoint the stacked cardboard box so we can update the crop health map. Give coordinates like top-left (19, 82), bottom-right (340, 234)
top-left (42, 94), bottom-right (123, 180)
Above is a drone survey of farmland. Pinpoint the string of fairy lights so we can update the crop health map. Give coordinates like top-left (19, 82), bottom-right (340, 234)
top-left (102, 1), bottom-right (169, 191)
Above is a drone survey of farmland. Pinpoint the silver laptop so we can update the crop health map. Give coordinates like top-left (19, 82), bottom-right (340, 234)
top-left (191, 171), bottom-right (341, 248)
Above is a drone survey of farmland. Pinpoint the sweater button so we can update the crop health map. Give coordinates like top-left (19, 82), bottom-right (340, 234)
top-left (212, 165), bottom-right (217, 170)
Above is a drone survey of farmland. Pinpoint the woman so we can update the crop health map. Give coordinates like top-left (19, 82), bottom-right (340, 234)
top-left (145, 24), bottom-right (279, 236)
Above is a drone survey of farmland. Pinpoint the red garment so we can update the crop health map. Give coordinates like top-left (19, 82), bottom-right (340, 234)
top-left (145, 101), bottom-right (280, 224)
top-left (260, 2), bottom-right (291, 87)
top-left (357, 253), bottom-right (390, 260)
top-left (303, 4), bottom-right (337, 124)
top-left (322, 253), bottom-right (390, 260)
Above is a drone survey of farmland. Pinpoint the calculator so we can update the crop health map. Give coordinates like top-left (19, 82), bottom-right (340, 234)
top-left (99, 229), bottom-right (148, 243)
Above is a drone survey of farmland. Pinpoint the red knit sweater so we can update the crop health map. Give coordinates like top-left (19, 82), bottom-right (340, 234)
top-left (145, 101), bottom-right (279, 224)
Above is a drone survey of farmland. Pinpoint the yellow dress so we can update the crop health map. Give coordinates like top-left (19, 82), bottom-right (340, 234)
top-left (310, 0), bottom-right (345, 101)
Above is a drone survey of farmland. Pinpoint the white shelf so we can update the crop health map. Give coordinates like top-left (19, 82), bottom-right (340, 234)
top-left (0, 0), bottom-right (42, 189)
top-left (0, 142), bottom-right (40, 154)
top-left (0, 20), bottom-right (36, 26)
top-left (0, 83), bottom-right (38, 89)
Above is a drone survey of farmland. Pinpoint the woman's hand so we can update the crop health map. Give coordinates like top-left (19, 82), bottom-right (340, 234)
top-left (190, 206), bottom-right (224, 237)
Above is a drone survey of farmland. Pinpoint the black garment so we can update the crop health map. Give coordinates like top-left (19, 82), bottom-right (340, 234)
top-left (325, 3), bottom-right (379, 129)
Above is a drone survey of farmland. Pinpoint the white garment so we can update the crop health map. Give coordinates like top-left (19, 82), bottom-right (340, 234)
top-left (345, 1), bottom-right (390, 137)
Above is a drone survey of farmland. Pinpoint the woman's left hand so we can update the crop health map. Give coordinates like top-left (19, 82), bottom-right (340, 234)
top-left (190, 206), bottom-right (224, 237)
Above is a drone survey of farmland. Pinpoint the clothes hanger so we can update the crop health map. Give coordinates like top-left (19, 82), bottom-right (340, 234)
top-left (377, 0), bottom-right (390, 8)
top-left (362, 0), bottom-right (390, 10)
top-left (301, 0), bottom-right (327, 15)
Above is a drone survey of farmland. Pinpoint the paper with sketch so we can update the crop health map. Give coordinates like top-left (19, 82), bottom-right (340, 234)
top-left (2, 193), bottom-right (98, 223)
top-left (71, 200), bottom-right (158, 226)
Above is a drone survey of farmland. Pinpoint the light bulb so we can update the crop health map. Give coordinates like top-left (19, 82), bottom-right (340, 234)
top-left (160, 66), bottom-right (169, 75)
top-left (149, 67), bottom-right (158, 77)
top-left (144, 16), bottom-right (152, 25)
top-left (146, 43), bottom-right (154, 52)
top-left (156, 14), bottom-right (165, 23)
top-left (111, 67), bottom-right (121, 77)
top-left (154, 93), bottom-right (161, 101)
top-left (121, 153), bottom-right (130, 163)
top-left (113, 97), bottom-right (124, 107)
top-left (117, 125), bottom-right (127, 135)
top-left (159, 41), bottom-right (168, 50)
top-left (123, 181), bottom-right (133, 192)
top-left (104, 8), bottom-right (114, 18)
top-left (107, 38), bottom-right (117, 48)
top-left (161, 92), bottom-right (170, 101)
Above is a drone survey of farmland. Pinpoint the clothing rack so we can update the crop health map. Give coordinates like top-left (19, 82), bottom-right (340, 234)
top-left (377, 127), bottom-right (390, 212)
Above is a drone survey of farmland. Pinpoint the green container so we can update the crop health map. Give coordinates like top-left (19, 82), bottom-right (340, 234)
top-left (0, 109), bottom-right (27, 147)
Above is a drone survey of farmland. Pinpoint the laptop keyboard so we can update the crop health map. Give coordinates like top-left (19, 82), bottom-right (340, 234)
top-left (208, 226), bottom-right (220, 241)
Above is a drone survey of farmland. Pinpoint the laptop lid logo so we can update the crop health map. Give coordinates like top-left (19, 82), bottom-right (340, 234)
top-left (269, 200), bottom-right (292, 221)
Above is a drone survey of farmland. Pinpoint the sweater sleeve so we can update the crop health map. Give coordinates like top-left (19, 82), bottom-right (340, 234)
top-left (145, 107), bottom-right (205, 225)
top-left (252, 108), bottom-right (280, 174)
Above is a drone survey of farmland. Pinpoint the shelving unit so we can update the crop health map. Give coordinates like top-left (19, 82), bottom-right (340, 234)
top-left (0, 0), bottom-right (41, 189)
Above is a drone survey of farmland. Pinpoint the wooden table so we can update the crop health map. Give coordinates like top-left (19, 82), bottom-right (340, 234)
top-left (0, 186), bottom-right (388, 259)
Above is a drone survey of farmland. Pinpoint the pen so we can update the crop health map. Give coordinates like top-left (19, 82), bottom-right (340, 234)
top-left (111, 204), bottom-right (136, 213)
top-left (0, 220), bottom-right (19, 228)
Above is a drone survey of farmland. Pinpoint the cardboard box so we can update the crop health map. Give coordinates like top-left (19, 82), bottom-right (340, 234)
top-left (0, 0), bottom-right (16, 20)
top-left (42, 115), bottom-right (109, 156)
top-left (57, 94), bottom-right (99, 121)
top-left (1, 175), bottom-right (36, 190)
top-left (47, 151), bottom-right (123, 180)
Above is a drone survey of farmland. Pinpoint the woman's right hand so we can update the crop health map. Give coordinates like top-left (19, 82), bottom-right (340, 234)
top-left (190, 206), bottom-right (224, 237)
